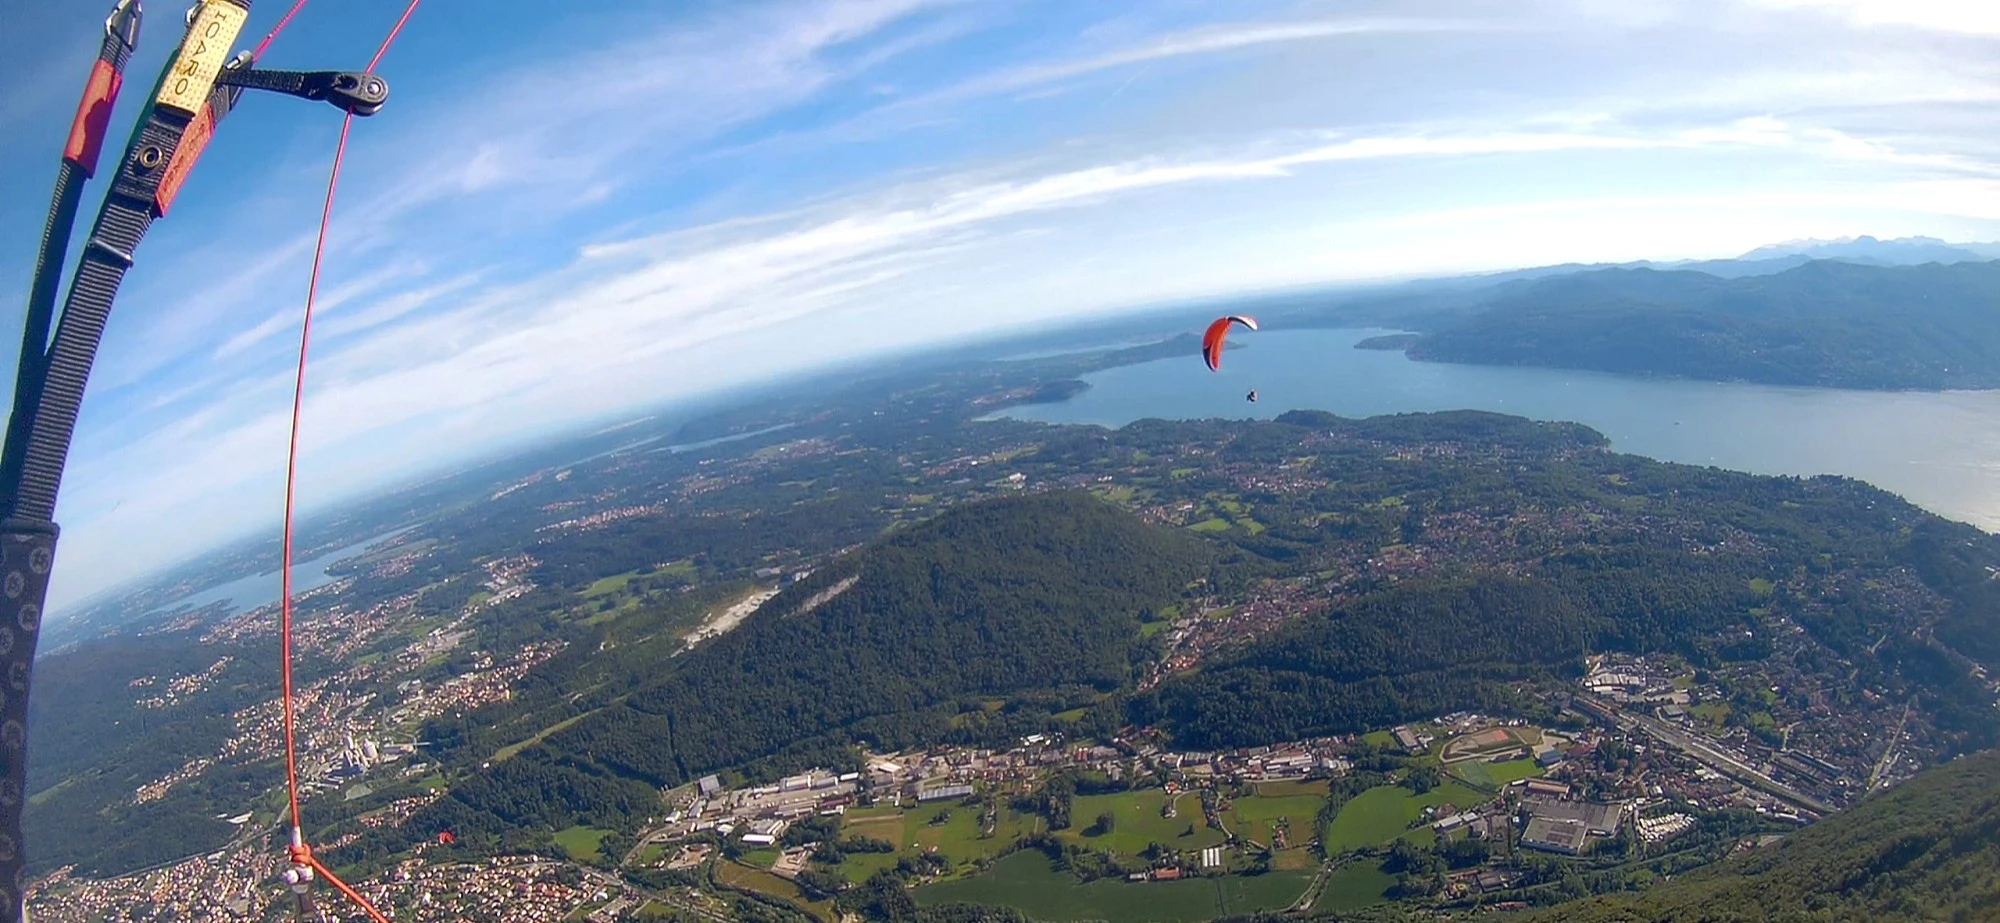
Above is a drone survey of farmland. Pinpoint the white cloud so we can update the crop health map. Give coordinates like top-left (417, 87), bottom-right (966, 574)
top-left (1740, 0), bottom-right (2000, 34)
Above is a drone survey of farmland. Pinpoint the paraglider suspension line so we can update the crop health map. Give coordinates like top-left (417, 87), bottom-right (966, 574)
top-left (273, 4), bottom-right (420, 921)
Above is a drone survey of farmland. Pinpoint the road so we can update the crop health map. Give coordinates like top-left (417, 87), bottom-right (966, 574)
top-left (1579, 693), bottom-right (1834, 815)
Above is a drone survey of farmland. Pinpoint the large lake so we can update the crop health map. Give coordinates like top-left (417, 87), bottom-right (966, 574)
top-left (150, 526), bottom-right (416, 619)
top-left (999, 328), bottom-right (2000, 532)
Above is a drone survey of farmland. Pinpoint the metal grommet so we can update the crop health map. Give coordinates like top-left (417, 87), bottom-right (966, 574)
top-left (17, 605), bottom-right (37, 634)
top-left (28, 547), bottom-right (49, 575)
top-left (4, 573), bottom-right (22, 599)
top-left (136, 146), bottom-right (165, 170)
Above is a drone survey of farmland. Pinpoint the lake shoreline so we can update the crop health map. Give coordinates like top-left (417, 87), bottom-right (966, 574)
top-left (999, 328), bottom-right (2000, 535)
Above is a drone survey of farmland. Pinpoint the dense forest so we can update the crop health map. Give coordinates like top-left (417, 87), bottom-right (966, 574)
top-left (351, 493), bottom-right (1213, 861)
top-left (1509, 749), bottom-right (2000, 922)
top-left (1382, 260), bottom-right (2000, 390)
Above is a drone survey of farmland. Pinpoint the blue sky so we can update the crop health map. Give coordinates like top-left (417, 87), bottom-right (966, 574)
top-left (5, 0), bottom-right (2000, 613)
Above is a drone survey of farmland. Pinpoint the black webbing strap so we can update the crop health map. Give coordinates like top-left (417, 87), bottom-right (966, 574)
top-left (0, 4), bottom-right (255, 916)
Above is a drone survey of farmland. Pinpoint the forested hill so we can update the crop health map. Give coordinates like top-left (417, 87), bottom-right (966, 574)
top-left (1512, 749), bottom-right (2000, 922)
top-left (1393, 259), bottom-right (2000, 390)
top-left (390, 493), bottom-right (1213, 855)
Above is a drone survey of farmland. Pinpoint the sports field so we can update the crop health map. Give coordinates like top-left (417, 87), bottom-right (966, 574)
top-left (913, 851), bottom-right (1311, 923)
top-left (1321, 782), bottom-right (1486, 853)
top-left (1448, 756), bottom-right (1544, 790)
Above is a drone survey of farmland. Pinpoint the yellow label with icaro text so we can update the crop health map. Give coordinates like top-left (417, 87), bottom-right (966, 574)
top-left (155, 1), bottom-right (248, 114)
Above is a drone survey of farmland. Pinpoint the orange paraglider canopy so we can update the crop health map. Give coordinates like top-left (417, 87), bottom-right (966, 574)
top-left (1201, 315), bottom-right (1259, 371)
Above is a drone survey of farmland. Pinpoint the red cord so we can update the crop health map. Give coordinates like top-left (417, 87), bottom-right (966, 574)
top-left (251, 0), bottom-right (312, 60)
top-left (276, 2), bottom-right (421, 918)
top-left (279, 110), bottom-right (348, 845)
top-left (367, 1), bottom-right (423, 72)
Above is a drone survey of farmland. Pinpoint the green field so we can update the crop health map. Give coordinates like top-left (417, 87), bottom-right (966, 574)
top-left (1063, 790), bottom-right (1226, 855)
top-left (1361, 730), bottom-right (1396, 748)
top-left (715, 861), bottom-right (834, 922)
top-left (1449, 757), bottom-right (1544, 790)
top-left (1313, 860), bottom-right (1396, 912)
top-left (841, 849), bottom-right (905, 881)
top-left (1692, 702), bottom-right (1732, 727)
top-left (492, 710), bottom-right (595, 763)
top-left (1188, 518), bottom-right (1232, 533)
top-left (913, 851), bottom-right (1311, 923)
top-left (1224, 791), bottom-right (1323, 848)
top-left (1254, 780), bottom-right (1327, 799)
top-left (583, 570), bottom-right (644, 598)
top-left (835, 801), bottom-right (1044, 875)
top-left (553, 825), bottom-right (611, 861)
top-left (1321, 782), bottom-right (1486, 853)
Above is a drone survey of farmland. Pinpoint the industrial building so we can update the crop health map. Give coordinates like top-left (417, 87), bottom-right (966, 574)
top-left (1521, 816), bottom-right (1588, 855)
top-left (1518, 796), bottom-right (1626, 855)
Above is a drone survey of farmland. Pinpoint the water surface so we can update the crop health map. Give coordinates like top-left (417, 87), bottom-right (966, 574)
top-left (1000, 329), bottom-right (2000, 531)
top-left (150, 526), bottom-right (416, 619)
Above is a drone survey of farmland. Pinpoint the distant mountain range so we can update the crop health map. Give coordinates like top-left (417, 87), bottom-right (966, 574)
top-left (1738, 234), bottom-right (2000, 264)
top-left (1284, 237), bottom-right (2000, 391)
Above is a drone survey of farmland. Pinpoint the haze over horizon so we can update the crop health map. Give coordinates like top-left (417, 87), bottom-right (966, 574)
top-left (6, 0), bottom-right (2000, 613)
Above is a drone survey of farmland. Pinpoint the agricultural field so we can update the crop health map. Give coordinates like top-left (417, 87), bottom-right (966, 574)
top-left (1312, 860), bottom-right (1396, 913)
top-left (1222, 785), bottom-right (1323, 849)
top-left (913, 851), bottom-right (1311, 923)
top-left (1063, 790), bottom-right (1227, 855)
top-left (1321, 782), bottom-right (1486, 854)
top-left (714, 861), bottom-right (834, 922)
top-left (834, 801), bottom-right (1044, 876)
